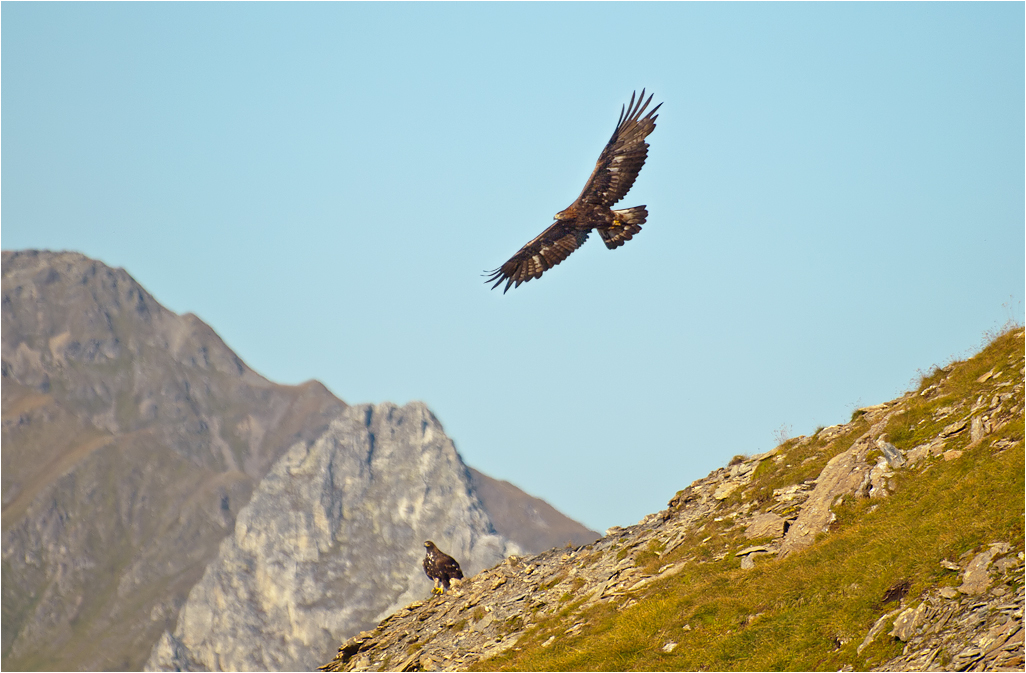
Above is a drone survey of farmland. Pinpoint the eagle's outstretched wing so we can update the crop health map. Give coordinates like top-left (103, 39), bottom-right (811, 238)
top-left (575, 89), bottom-right (661, 208)
top-left (484, 223), bottom-right (590, 294)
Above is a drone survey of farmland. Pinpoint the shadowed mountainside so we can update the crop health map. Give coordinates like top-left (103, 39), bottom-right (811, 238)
top-left (2, 250), bottom-right (346, 670)
top-left (1, 250), bottom-right (597, 671)
top-left (468, 468), bottom-right (600, 553)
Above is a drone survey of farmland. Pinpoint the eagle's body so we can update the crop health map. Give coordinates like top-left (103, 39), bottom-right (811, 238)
top-left (486, 90), bottom-right (662, 293)
top-left (422, 540), bottom-right (463, 595)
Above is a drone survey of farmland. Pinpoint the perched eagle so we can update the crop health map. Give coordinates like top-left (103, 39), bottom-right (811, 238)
top-left (485, 90), bottom-right (662, 293)
top-left (422, 540), bottom-right (464, 595)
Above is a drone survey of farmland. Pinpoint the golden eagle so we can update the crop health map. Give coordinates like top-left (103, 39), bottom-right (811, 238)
top-left (422, 540), bottom-right (464, 595)
top-left (485, 90), bottom-right (662, 293)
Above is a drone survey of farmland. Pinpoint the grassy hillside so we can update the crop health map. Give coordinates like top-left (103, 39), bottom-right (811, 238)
top-left (476, 327), bottom-right (1023, 671)
top-left (322, 326), bottom-right (1022, 673)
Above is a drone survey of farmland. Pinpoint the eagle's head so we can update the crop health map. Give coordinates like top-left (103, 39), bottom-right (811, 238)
top-left (424, 540), bottom-right (435, 550)
top-left (554, 204), bottom-right (578, 221)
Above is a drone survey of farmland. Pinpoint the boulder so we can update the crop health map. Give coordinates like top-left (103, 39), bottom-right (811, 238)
top-left (958, 543), bottom-right (1011, 595)
top-left (744, 512), bottom-right (787, 540)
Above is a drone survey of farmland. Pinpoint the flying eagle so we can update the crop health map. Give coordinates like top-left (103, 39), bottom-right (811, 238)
top-left (485, 90), bottom-right (662, 293)
top-left (422, 540), bottom-right (464, 595)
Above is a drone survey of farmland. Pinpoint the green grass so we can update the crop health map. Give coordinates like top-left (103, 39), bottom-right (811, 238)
top-left (740, 421), bottom-right (867, 511)
top-left (477, 328), bottom-right (1024, 672)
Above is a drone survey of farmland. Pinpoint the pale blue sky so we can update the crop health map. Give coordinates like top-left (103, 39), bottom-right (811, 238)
top-left (3, 2), bottom-right (1023, 532)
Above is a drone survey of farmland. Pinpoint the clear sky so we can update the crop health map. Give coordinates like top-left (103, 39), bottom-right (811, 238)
top-left (3, 3), bottom-right (1023, 533)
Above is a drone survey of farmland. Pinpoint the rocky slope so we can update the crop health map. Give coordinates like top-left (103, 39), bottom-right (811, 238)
top-left (321, 329), bottom-right (1024, 672)
top-left (1, 250), bottom-right (596, 671)
top-left (146, 402), bottom-right (520, 672)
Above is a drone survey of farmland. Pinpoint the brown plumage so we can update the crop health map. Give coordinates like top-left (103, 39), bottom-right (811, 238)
top-left (422, 540), bottom-right (464, 594)
top-left (485, 90), bottom-right (662, 293)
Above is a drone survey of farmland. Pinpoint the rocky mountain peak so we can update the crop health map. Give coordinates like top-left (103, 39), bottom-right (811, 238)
top-left (2, 249), bottom-right (289, 474)
top-left (3, 250), bottom-right (349, 670)
top-left (2, 250), bottom-right (596, 672)
top-left (146, 401), bottom-right (521, 671)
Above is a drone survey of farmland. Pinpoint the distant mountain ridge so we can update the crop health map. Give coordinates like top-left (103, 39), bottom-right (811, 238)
top-left (1, 249), bottom-right (597, 671)
top-left (468, 468), bottom-right (599, 553)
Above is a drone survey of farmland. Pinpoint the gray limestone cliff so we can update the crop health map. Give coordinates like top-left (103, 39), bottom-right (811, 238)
top-left (145, 402), bottom-right (519, 672)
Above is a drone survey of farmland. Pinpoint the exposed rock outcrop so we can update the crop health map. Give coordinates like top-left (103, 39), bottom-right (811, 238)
top-left (146, 402), bottom-right (519, 672)
top-left (870, 547), bottom-right (1024, 671)
top-left (778, 419), bottom-right (888, 557)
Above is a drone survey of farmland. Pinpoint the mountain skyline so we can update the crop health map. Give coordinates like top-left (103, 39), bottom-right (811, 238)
top-left (1, 249), bottom-right (597, 671)
top-left (3, 2), bottom-right (1023, 533)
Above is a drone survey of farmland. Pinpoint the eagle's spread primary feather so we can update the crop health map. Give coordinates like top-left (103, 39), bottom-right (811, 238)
top-left (422, 541), bottom-right (464, 595)
top-left (485, 90), bottom-right (661, 293)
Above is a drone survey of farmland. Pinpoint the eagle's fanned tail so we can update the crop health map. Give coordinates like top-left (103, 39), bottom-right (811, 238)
top-left (598, 205), bottom-right (647, 250)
